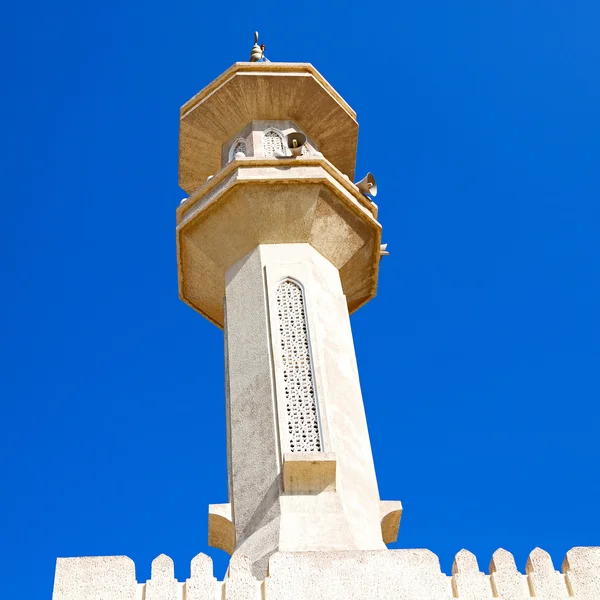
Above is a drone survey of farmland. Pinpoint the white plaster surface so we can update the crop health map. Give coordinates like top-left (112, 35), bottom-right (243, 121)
top-left (186, 553), bottom-right (220, 600)
top-left (223, 244), bottom-right (282, 577)
top-left (145, 555), bottom-right (178, 600)
top-left (52, 548), bottom-right (600, 600)
top-left (489, 548), bottom-right (531, 599)
top-left (217, 244), bottom-right (399, 576)
top-left (52, 555), bottom-right (137, 600)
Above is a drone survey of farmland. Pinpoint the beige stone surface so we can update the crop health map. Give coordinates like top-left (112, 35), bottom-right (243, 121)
top-left (179, 63), bottom-right (358, 193)
top-left (177, 156), bottom-right (377, 222)
top-left (176, 158), bottom-right (381, 328)
top-left (208, 503), bottom-right (235, 555)
top-left (379, 500), bottom-right (402, 544)
top-left (282, 451), bottom-right (336, 494)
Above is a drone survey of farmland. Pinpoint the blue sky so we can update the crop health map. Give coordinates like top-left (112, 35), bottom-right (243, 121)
top-left (1, 0), bottom-right (600, 596)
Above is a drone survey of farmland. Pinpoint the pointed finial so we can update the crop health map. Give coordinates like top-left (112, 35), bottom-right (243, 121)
top-left (249, 31), bottom-right (269, 62)
top-left (249, 31), bottom-right (262, 62)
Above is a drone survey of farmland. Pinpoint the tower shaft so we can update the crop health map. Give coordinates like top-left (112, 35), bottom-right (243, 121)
top-left (220, 244), bottom-right (386, 574)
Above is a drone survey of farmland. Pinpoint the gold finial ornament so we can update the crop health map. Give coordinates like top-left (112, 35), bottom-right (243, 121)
top-left (249, 31), bottom-right (268, 62)
top-left (249, 31), bottom-right (262, 62)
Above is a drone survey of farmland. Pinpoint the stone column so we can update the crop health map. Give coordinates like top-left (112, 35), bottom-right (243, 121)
top-left (223, 243), bottom-right (387, 576)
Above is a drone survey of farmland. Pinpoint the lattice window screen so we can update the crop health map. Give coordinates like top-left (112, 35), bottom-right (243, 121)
top-left (263, 130), bottom-right (283, 157)
top-left (232, 139), bottom-right (246, 157)
top-left (276, 280), bottom-right (321, 452)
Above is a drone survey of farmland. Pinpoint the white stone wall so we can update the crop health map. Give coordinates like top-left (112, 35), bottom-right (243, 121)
top-left (220, 120), bottom-right (319, 166)
top-left (53, 547), bottom-right (600, 600)
top-left (221, 244), bottom-right (391, 576)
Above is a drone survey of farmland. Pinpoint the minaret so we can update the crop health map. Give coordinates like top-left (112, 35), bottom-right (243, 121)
top-left (177, 42), bottom-right (401, 577)
top-left (51, 37), bottom-right (600, 600)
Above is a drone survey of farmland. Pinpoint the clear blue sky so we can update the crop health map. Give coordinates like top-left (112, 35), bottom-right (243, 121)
top-left (1, 0), bottom-right (599, 596)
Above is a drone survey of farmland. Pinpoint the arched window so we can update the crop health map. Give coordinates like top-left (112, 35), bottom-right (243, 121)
top-left (276, 279), bottom-right (321, 452)
top-left (262, 129), bottom-right (284, 157)
top-left (229, 139), bottom-right (247, 161)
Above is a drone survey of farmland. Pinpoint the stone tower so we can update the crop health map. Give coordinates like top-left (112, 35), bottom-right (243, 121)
top-left (176, 61), bottom-right (400, 578)
top-left (52, 50), bottom-right (600, 600)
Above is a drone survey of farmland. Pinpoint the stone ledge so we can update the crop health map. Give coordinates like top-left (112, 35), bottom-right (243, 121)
top-left (282, 452), bottom-right (337, 494)
top-left (380, 500), bottom-right (402, 544)
top-left (208, 502), bottom-right (235, 555)
top-left (176, 160), bottom-right (383, 327)
top-left (177, 156), bottom-right (379, 223)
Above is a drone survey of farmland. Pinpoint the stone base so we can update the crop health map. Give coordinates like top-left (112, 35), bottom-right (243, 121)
top-left (52, 547), bottom-right (600, 600)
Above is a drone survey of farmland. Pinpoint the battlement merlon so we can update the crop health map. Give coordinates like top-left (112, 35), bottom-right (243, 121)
top-left (52, 547), bottom-right (600, 600)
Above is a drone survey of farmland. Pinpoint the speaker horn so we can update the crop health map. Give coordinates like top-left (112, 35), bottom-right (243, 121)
top-left (284, 132), bottom-right (307, 157)
top-left (355, 172), bottom-right (377, 198)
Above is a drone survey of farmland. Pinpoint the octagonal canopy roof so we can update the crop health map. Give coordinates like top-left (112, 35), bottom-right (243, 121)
top-left (179, 63), bottom-right (359, 194)
top-left (176, 159), bottom-right (381, 327)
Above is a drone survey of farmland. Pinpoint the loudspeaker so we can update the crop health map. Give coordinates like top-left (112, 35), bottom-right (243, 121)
top-left (355, 172), bottom-right (377, 197)
top-left (284, 132), bottom-right (307, 157)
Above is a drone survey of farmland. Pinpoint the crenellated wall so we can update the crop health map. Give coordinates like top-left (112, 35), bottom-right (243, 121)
top-left (53, 546), bottom-right (600, 600)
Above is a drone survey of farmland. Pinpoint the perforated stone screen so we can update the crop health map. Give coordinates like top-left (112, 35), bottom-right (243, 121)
top-left (232, 139), bottom-right (246, 157)
top-left (263, 130), bottom-right (283, 157)
top-left (276, 280), bottom-right (321, 452)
